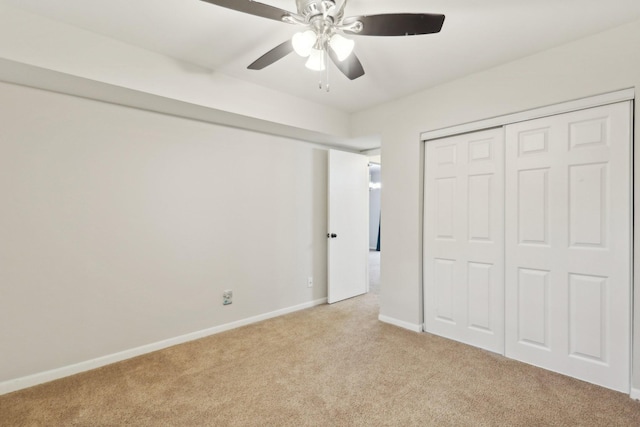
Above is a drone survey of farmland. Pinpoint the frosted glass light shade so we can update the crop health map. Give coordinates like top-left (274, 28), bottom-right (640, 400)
top-left (305, 48), bottom-right (326, 71)
top-left (292, 30), bottom-right (317, 57)
top-left (329, 34), bottom-right (354, 61)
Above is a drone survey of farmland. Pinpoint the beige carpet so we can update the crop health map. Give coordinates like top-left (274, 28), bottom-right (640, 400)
top-left (1, 294), bottom-right (639, 426)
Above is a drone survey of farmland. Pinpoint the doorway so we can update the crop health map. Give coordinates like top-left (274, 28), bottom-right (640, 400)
top-left (369, 161), bottom-right (381, 294)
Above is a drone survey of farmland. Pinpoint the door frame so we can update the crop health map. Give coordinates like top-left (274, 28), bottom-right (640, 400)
top-left (421, 88), bottom-right (636, 395)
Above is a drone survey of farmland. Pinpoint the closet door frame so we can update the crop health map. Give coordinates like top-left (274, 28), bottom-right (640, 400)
top-left (420, 89), bottom-right (633, 142)
top-left (421, 88), bottom-right (635, 395)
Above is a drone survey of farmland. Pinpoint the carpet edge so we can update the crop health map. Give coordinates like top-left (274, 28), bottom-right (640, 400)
top-left (0, 297), bottom-right (328, 396)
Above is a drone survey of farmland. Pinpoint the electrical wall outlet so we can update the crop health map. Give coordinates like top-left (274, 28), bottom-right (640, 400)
top-left (223, 290), bottom-right (233, 305)
top-left (307, 276), bottom-right (313, 288)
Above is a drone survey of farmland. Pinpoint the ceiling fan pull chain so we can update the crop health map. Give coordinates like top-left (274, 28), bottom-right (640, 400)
top-left (325, 48), bottom-right (330, 92)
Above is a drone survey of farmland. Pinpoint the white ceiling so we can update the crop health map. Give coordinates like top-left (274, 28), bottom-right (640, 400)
top-left (4, 0), bottom-right (640, 113)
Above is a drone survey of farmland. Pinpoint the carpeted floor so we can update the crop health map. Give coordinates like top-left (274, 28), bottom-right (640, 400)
top-left (1, 294), bottom-right (639, 426)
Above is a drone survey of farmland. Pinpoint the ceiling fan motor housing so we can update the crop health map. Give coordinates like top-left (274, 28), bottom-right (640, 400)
top-left (295, 0), bottom-right (345, 22)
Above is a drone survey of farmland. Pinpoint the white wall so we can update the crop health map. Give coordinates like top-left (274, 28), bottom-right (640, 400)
top-left (352, 19), bottom-right (640, 389)
top-left (0, 81), bottom-right (328, 384)
top-left (0, 4), bottom-right (349, 139)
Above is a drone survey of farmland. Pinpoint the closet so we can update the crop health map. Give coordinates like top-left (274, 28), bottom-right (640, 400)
top-left (423, 101), bottom-right (632, 393)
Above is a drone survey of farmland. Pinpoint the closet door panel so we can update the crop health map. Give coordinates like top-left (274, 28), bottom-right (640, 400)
top-left (424, 128), bottom-right (505, 354)
top-left (505, 102), bottom-right (631, 393)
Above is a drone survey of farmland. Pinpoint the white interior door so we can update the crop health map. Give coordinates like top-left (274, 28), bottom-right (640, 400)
top-left (328, 149), bottom-right (369, 304)
top-left (505, 102), bottom-right (632, 392)
top-left (423, 128), bottom-right (505, 353)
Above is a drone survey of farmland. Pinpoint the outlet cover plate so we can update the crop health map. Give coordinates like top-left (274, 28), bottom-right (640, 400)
top-left (223, 290), bottom-right (233, 305)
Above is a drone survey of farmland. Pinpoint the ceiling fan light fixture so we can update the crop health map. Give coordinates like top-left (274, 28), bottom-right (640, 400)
top-left (305, 48), bottom-right (326, 71)
top-left (202, 0), bottom-right (446, 83)
top-left (328, 33), bottom-right (354, 61)
top-left (292, 30), bottom-right (317, 57)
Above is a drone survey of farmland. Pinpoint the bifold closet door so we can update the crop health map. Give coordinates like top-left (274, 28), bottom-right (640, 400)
top-left (504, 102), bottom-right (632, 392)
top-left (424, 128), bottom-right (505, 354)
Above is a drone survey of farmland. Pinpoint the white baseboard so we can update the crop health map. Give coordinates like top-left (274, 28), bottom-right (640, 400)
top-left (378, 314), bottom-right (423, 333)
top-left (631, 388), bottom-right (640, 400)
top-left (0, 297), bottom-right (327, 396)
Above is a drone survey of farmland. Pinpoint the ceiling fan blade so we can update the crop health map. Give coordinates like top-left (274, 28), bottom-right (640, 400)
top-left (342, 13), bottom-right (445, 36)
top-left (328, 49), bottom-right (365, 80)
top-left (248, 40), bottom-right (294, 70)
top-left (200, 0), bottom-right (294, 22)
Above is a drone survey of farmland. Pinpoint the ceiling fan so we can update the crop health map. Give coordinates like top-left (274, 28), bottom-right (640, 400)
top-left (200, 0), bottom-right (445, 83)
